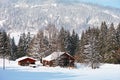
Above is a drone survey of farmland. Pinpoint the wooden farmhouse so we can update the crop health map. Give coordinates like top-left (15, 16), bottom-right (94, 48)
top-left (16, 56), bottom-right (36, 66)
top-left (42, 52), bottom-right (75, 67)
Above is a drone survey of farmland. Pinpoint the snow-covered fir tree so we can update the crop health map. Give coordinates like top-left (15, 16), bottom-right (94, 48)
top-left (17, 32), bottom-right (32, 58)
top-left (116, 23), bottom-right (120, 48)
top-left (83, 27), bottom-right (100, 69)
top-left (105, 23), bottom-right (118, 63)
top-left (0, 29), bottom-right (10, 58)
top-left (98, 22), bottom-right (108, 62)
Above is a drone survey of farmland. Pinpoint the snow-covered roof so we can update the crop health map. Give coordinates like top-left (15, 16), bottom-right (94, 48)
top-left (43, 52), bottom-right (65, 61)
top-left (16, 56), bottom-right (36, 62)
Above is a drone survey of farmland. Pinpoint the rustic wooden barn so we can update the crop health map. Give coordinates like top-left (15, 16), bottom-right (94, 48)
top-left (16, 56), bottom-right (36, 66)
top-left (42, 52), bottom-right (75, 67)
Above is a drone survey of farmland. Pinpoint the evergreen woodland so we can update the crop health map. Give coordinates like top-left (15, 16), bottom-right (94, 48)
top-left (0, 22), bottom-right (120, 69)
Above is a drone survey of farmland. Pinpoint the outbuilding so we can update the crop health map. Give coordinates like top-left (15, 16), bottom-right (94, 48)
top-left (42, 52), bottom-right (75, 67)
top-left (16, 56), bottom-right (36, 66)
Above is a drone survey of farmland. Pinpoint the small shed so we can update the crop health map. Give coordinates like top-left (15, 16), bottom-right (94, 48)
top-left (16, 56), bottom-right (36, 66)
top-left (42, 52), bottom-right (75, 67)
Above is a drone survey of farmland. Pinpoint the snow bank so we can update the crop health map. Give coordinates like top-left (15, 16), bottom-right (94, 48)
top-left (0, 59), bottom-right (19, 68)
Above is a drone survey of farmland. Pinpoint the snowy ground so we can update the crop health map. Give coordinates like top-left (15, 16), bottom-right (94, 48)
top-left (0, 59), bottom-right (120, 80)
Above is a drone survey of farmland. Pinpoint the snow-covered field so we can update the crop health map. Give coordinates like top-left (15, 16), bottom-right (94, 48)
top-left (0, 59), bottom-right (120, 80)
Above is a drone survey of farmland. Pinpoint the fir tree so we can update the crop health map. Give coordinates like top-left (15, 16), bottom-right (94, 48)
top-left (77, 31), bottom-right (86, 62)
top-left (98, 22), bottom-right (108, 62)
top-left (105, 23), bottom-right (118, 63)
top-left (0, 30), bottom-right (10, 58)
top-left (17, 33), bottom-right (27, 58)
top-left (68, 30), bottom-right (79, 56)
top-left (9, 37), bottom-right (17, 60)
top-left (58, 27), bottom-right (66, 52)
top-left (0, 29), bottom-right (11, 70)
top-left (116, 23), bottom-right (120, 48)
top-left (83, 28), bottom-right (100, 69)
top-left (27, 30), bottom-right (49, 57)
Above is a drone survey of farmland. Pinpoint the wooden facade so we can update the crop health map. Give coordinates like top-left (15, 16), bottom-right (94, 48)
top-left (43, 52), bottom-right (75, 67)
top-left (17, 57), bottom-right (36, 66)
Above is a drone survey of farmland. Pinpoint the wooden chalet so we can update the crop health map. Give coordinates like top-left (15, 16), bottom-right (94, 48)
top-left (42, 52), bottom-right (75, 67)
top-left (16, 56), bottom-right (36, 66)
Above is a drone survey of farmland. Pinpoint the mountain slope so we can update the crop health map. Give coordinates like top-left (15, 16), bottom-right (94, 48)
top-left (0, 0), bottom-right (120, 34)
